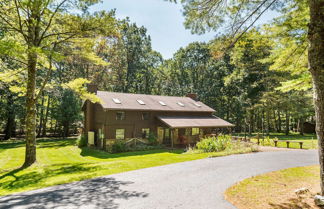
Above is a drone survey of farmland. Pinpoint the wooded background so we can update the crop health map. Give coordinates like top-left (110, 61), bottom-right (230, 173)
top-left (0, 0), bottom-right (314, 139)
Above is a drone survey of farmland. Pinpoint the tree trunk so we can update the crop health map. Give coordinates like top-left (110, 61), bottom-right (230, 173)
top-left (4, 91), bottom-right (16, 140)
top-left (299, 118), bottom-right (305, 135)
top-left (272, 109), bottom-right (277, 133)
top-left (249, 110), bottom-right (254, 135)
top-left (285, 110), bottom-right (290, 135)
top-left (23, 50), bottom-right (37, 167)
top-left (23, 2), bottom-right (42, 167)
top-left (37, 93), bottom-right (45, 137)
top-left (63, 121), bottom-right (70, 138)
top-left (266, 108), bottom-right (270, 136)
top-left (308, 0), bottom-right (324, 195)
top-left (262, 109), bottom-right (265, 137)
top-left (54, 121), bottom-right (58, 136)
top-left (278, 110), bottom-right (282, 133)
top-left (42, 96), bottom-right (51, 137)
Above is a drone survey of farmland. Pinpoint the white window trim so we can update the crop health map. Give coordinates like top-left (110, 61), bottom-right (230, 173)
top-left (116, 129), bottom-right (125, 140)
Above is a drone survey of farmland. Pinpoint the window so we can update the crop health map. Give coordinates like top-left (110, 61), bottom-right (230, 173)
top-left (116, 112), bottom-right (125, 120)
top-left (112, 98), bottom-right (121, 104)
top-left (98, 128), bottom-right (104, 139)
top-left (142, 128), bottom-right (150, 138)
top-left (194, 103), bottom-right (202, 107)
top-left (185, 128), bottom-right (191, 136)
top-left (159, 101), bottom-right (167, 106)
top-left (115, 129), bottom-right (125, 140)
top-left (137, 99), bottom-right (145, 105)
top-left (142, 112), bottom-right (149, 120)
top-left (192, 128), bottom-right (199, 136)
top-left (177, 102), bottom-right (185, 107)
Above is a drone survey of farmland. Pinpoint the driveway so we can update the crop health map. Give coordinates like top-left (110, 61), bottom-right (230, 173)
top-left (0, 150), bottom-right (318, 209)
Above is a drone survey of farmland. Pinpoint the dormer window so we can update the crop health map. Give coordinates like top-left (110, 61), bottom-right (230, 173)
top-left (177, 102), bottom-right (185, 107)
top-left (137, 99), bottom-right (145, 105)
top-left (112, 98), bottom-right (121, 104)
top-left (159, 101), bottom-right (166, 106)
top-left (194, 103), bottom-right (202, 107)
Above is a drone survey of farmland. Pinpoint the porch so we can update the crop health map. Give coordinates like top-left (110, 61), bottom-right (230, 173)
top-left (156, 115), bottom-right (234, 148)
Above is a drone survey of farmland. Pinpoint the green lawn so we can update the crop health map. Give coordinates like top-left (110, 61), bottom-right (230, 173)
top-left (0, 137), bottom-right (254, 196)
top-left (236, 132), bottom-right (318, 149)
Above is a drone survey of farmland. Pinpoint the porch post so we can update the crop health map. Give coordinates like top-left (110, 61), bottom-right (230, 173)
top-left (171, 129), bottom-right (174, 148)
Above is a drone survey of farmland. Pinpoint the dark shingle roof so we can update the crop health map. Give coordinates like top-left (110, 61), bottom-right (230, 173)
top-left (157, 116), bottom-right (234, 128)
top-left (96, 91), bottom-right (215, 112)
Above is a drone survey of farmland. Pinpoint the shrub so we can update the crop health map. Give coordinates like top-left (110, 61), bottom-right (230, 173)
top-left (196, 135), bottom-right (232, 152)
top-left (111, 140), bottom-right (127, 153)
top-left (262, 136), bottom-right (275, 146)
top-left (76, 134), bottom-right (87, 148)
top-left (130, 144), bottom-right (163, 151)
top-left (148, 133), bottom-right (158, 145)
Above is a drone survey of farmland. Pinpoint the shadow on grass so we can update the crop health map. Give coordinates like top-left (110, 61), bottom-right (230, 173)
top-left (0, 141), bottom-right (25, 151)
top-left (0, 138), bottom-right (77, 151)
top-left (37, 138), bottom-right (77, 149)
top-left (0, 176), bottom-right (148, 209)
top-left (80, 147), bottom-right (185, 159)
top-left (0, 163), bottom-right (98, 193)
top-left (269, 197), bottom-right (316, 209)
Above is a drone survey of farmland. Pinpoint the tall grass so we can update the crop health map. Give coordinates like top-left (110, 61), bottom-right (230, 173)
top-left (195, 135), bottom-right (258, 153)
top-left (196, 135), bottom-right (232, 152)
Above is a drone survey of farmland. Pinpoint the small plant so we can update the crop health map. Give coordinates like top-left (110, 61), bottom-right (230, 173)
top-left (196, 135), bottom-right (232, 152)
top-left (148, 132), bottom-right (158, 145)
top-left (76, 134), bottom-right (87, 148)
top-left (111, 140), bottom-right (127, 153)
top-left (263, 136), bottom-right (275, 146)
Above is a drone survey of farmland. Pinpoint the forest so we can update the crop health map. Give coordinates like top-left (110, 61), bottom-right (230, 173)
top-left (0, 0), bottom-right (315, 140)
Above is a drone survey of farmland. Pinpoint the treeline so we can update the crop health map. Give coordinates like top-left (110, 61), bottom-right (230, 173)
top-left (0, 0), bottom-right (314, 139)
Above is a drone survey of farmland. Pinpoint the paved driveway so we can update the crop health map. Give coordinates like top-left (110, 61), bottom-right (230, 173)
top-left (0, 150), bottom-right (318, 209)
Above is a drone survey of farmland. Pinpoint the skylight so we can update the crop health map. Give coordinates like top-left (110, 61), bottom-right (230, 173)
top-left (137, 99), bottom-right (145, 105)
top-left (112, 98), bottom-right (121, 104)
top-left (177, 102), bottom-right (185, 107)
top-left (159, 101), bottom-right (166, 106)
top-left (194, 103), bottom-right (202, 107)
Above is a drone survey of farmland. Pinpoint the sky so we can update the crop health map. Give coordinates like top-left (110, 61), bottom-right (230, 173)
top-left (91, 0), bottom-right (279, 59)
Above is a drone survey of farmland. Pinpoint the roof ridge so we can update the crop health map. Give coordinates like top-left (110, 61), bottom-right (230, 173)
top-left (97, 91), bottom-right (193, 99)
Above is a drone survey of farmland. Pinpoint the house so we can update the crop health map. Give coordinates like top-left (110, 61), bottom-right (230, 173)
top-left (300, 122), bottom-right (316, 134)
top-left (82, 84), bottom-right (234, 147)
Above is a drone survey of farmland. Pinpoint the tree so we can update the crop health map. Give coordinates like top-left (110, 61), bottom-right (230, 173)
top-left (173, 0), bottom-right (324, 195)
top-left (119, 20), bottom-right (163, 94)
top-left (309, 0), bottom-right (324, 194)
top-left (0, 0), bottom-right (117, 167)
top-left (52, 89), bottom-right (82, 137)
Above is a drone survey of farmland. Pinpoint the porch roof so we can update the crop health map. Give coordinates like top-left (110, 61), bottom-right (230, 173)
top-left (157, 116), bottom-right (234, 128)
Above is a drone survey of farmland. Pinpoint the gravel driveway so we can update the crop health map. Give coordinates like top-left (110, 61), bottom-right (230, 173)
top-left (0, 150), bottom-right (318, 209)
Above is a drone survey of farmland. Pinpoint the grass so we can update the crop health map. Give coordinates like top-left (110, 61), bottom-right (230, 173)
top-left (236, 132), bottom-right (318, 149)
top-left (225, 165), bottom-right (320, 209)
top-left (0, 137), bottom-right (254, 196)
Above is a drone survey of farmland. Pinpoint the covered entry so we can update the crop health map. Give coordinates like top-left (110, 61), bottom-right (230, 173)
top-left (157, 115), bottom-right (234, 147)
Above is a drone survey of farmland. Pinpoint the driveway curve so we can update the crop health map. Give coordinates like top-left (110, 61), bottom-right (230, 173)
top-left (0, 150), bottom-right (318, 209)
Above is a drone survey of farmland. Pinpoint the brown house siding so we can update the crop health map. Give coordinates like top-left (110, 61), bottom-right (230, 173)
top-left (101, 110), bottom-right (212, 140)
top-left (84, 101), bottom-right (214, 142)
